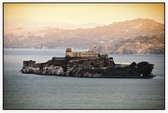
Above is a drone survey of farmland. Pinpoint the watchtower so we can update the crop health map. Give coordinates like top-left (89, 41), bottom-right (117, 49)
top-left (66, 48), bottom-right (73, 57)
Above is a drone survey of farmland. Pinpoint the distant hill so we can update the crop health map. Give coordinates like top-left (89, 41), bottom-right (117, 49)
top-left (4, 18), bottom-right (164, 54)
top-left (97, 33), bottom-right (164, 54)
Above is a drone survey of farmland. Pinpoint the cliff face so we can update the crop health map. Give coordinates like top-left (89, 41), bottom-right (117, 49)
top-left (5, 18), bottom-right (164, 54)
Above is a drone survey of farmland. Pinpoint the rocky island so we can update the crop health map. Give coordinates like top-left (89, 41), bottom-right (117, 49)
top-left (21, 48), bottom-right (155, 78)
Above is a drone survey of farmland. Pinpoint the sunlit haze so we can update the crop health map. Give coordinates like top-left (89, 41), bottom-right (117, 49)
top-left (4, 3), bottom-right (164, 30)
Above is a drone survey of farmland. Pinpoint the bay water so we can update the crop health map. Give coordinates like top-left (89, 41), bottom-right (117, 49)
top-left (3, 49), bottom-right (165, 109)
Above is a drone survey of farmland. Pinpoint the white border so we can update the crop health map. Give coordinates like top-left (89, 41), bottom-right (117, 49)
top-left (0, 0), bottom-right (167, 113)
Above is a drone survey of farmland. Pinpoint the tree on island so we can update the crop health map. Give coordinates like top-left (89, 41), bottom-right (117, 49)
top-left (137, 61), bottom-right (154, 77)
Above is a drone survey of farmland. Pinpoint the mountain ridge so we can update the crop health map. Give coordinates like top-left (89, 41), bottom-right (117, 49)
top-left (4, 18), bottom-right (164, 54)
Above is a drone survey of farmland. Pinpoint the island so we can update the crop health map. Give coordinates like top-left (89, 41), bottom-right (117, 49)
top-left (21, 48), bottom-right (155, 78)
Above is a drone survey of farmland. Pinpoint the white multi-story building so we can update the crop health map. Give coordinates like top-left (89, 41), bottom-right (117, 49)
top-left (66, 48), bottom-right (98, 58)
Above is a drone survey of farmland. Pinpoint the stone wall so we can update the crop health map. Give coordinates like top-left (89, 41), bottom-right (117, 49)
top-left (23, 60), bottom-right (36, 67)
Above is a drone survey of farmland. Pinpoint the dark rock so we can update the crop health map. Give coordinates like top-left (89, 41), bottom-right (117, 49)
top-left (21, 56), bottom-right (155, 78)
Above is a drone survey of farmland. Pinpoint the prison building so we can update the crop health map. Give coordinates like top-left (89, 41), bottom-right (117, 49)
top-left (66, 48), bottom-right (98, 58)
top-left (23, 60), bottom-right (36, 67)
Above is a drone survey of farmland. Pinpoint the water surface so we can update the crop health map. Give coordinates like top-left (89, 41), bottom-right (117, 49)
top-left (4, 49), bottom-right (165, 109)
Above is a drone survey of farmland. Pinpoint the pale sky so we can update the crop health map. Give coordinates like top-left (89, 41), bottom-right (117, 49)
top-left (4, 3), bottom-right (164, 29)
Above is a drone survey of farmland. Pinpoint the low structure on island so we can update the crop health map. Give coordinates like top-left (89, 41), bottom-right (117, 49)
top-left (21, 48), bottom-right (155, 78)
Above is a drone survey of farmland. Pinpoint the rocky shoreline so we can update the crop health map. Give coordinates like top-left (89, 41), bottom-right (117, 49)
top-left (21, 55), bottom-right (155, 78)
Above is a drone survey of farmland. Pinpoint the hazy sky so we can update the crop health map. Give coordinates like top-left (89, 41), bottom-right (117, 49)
top-left (4, 3), bottom-right (164, 29)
